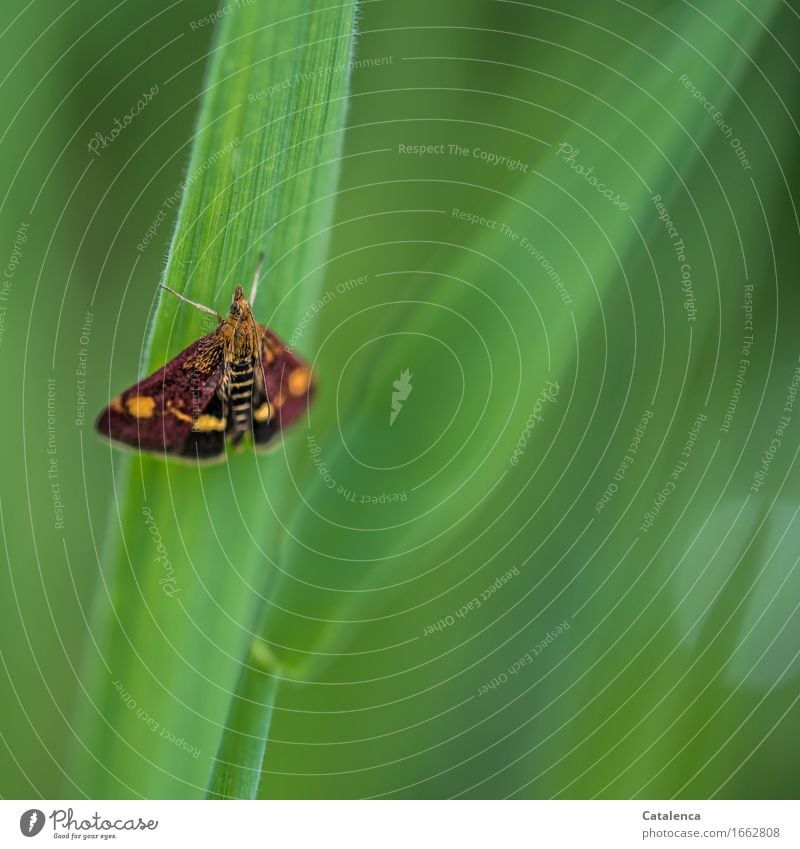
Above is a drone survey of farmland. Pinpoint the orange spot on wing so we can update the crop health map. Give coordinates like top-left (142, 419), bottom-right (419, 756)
top-left (192, 414), bottom-right (225, 432)
top-left (126, 396), bottom-right (156, 418)
top-left (253, 402), bottom-right (272, 423)
top-left (168, 403), bottom-right (193, 423)
top-left (287, 367), bottom-right (311, 397)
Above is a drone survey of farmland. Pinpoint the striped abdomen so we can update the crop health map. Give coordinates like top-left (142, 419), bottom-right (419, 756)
top-left (226, 358), bottom-right (256, 438)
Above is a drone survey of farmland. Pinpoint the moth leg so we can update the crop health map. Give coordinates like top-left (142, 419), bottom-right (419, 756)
top-left (160, 285), bottom-right (222, 320)
top-left (255, 345), bottom-right (271, 418)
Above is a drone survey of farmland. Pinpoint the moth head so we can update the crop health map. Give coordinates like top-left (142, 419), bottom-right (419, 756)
top-left (229, 285), bottom-right (251, 319)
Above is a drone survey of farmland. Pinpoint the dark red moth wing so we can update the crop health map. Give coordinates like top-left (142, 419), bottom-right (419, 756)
top-left (177, 392), bottom-right (227, 460)
top-left (96, 331), bottom-right (225, 456)
top-left (251, 328), bottom-right (315, 449)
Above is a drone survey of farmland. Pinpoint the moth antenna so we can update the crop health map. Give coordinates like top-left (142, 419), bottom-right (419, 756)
top-left (160, 285), bottom-right (222, 320)
top-left (249, 251), bottom-right (266, 304)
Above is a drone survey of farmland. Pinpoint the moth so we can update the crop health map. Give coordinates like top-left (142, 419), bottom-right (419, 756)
top-left (96, 257), bottom-right (314, 462)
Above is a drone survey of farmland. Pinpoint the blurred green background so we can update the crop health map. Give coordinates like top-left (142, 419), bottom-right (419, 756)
top-left (2, 0), bottom-right (800, 799)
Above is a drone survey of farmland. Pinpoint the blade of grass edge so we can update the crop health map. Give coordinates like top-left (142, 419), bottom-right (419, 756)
top-left (206, 639), bottom-right (283, 800)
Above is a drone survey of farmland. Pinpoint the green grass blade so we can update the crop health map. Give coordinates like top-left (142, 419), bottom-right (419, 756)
top-left (73, 0), bottom-right (357, 799)
top-left (206, 639), bottom-right (282, 800)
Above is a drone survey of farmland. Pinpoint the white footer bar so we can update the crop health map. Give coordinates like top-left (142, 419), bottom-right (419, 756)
top-left (2, 800), bottom-right (797, 848)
